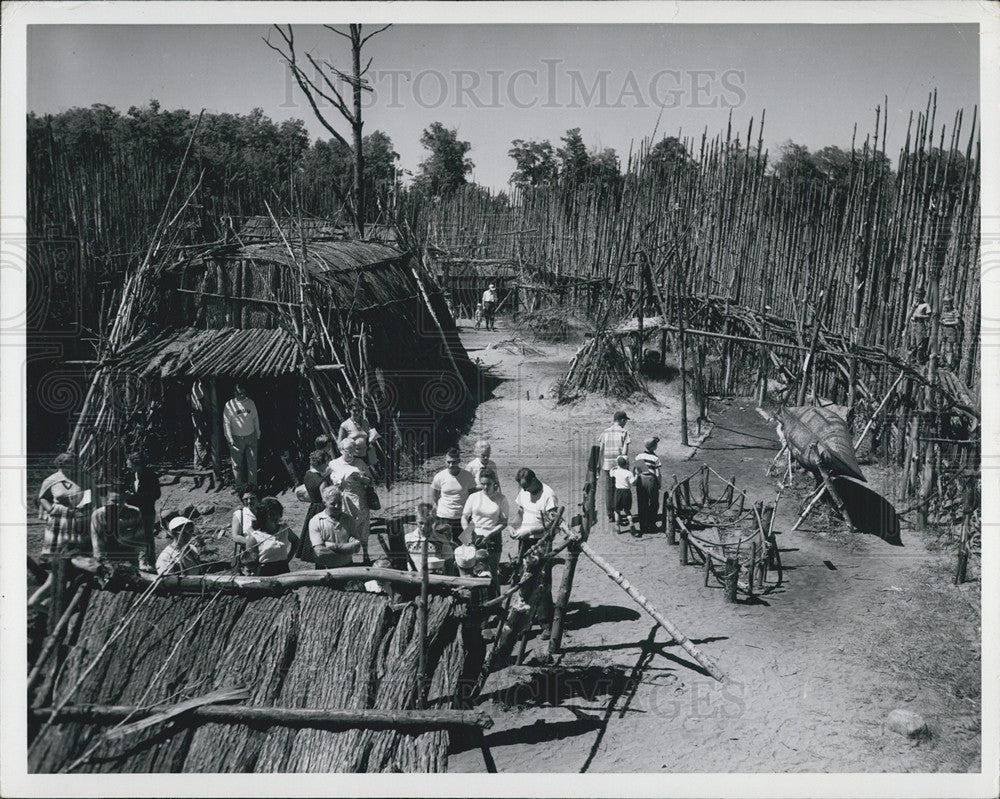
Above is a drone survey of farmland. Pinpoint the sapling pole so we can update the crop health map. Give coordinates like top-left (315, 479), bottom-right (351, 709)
top-left (677, 265), bottom-right (690, 447)
top-left (576, 538), bottom-right (726, 682)
top-left (33, 704), bottom-right (493, 731)
top-left (27, 582), bottom-right (90, 697)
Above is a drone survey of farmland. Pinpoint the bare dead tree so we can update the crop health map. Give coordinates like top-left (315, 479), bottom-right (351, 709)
top-left (264, 23), bottom-right (390, 237)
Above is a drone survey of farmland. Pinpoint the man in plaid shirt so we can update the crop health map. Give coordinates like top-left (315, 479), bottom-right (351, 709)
top-left (28, 488), bottom-right (92, 609)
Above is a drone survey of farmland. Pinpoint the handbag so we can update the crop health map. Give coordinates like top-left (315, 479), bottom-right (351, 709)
top-left (295, 484), bottom-right (310, 503)
top-left (365, 485), bottom-right (381, 510)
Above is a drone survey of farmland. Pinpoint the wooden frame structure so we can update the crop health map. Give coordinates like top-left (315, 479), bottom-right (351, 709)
top-left (667, 465), bottom-right (781, 602)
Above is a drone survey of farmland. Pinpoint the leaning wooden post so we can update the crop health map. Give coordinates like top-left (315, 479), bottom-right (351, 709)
top-left (576, 539), bottom-right (727, 682)
top-left (549, 446), bottom-right (599, 656)
top-left (417, 536), bottom-right (430, 708)
top-left (477, 509), bottom-right (564, 688)
top-left (515, 577), bottom-right (545, 665)
top-left (46, 557), bottom-right (69, 637)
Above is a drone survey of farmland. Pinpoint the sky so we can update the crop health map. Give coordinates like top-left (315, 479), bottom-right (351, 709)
top-left (27, 23), bottom-right (980, 189)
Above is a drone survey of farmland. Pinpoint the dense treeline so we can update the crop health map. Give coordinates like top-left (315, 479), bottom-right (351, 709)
top-left (27, 101), bottom-right (399, 333)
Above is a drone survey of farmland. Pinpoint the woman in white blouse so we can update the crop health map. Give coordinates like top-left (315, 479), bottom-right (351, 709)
top-left (461, 467), bottom-right (509, 586)
top-left (329, 435), bottom-right (374, 564)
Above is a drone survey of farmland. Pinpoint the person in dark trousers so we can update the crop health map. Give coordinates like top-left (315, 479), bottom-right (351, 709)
top-left (124, 452), bottom-right (160, 570)
top-left (633, 437), bottom-right (662, 537)
top-left (224, 384), bottom-right (261, 489)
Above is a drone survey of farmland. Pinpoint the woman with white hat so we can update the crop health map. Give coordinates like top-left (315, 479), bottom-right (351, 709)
top-left (156, 516), bottom-right (203, 576)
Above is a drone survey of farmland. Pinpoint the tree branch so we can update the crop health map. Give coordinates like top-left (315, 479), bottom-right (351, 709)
top-left (360, 24), bottom-right (392, 48)
top-left (263, 27), bottom-right (352, 149)
top-left (324, 25), bottom-right (352, 41)
top-left (303, 52), bottom-right (354, 120)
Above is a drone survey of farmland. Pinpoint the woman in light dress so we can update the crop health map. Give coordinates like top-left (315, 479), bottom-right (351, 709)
top-left (461, 466), bottom-right (509, 589)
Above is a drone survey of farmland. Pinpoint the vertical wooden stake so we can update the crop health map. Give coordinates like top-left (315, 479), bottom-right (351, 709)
top-left (208, 379), bottom-right (224, 482)
top-left (679, 304), bottom-right (689, 446)
top-left (550, 446), bottom-right (599, 656)
top-left (723, 557), bottom-right (740, 603)
top-left (758, 307), bottom-right (770, 406)
top-left (47, 558), bottom-right (68, 637)
top-left (664, 496), bottom-right (677, 545)
top-left (417, 536), bottom-right (429, 708)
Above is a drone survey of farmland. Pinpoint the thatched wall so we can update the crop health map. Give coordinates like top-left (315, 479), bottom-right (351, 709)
top-left (30, 587), bottom-right (465, 773)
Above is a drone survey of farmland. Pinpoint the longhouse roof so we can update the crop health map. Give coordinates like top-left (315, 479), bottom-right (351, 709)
top-left (114, 327), bottom-right (301, 378)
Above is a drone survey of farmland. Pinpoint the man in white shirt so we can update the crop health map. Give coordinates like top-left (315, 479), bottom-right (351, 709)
top-left (482, 283), bottom-right (498, 331)
top-left (598, 410), bottom-right (631, 522)
top-left (431, 447), bottom-right (477, 543)
top-left (224, 384), bottom-right (261, 489)
top-left (510, 467), bottom-right (559, 639)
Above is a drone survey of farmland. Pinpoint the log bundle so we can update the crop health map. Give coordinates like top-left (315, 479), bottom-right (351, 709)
top-left (28, 586), bottom-right (467, 773)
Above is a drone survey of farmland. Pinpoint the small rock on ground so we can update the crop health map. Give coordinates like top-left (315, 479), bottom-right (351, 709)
top-left (887, 708), bottom-right (931, 739)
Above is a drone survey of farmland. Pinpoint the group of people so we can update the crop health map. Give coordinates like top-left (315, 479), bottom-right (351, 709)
top-left (402, 440), bottom-right (562, 639)
top-left (599, 410), bottom-right (663, 536)
top-left (228, 397), bottom-right (382, 576)
top-left (33, 402), bottom-right (659, 644)
top-left (31, 451), bottom-right (162, 605)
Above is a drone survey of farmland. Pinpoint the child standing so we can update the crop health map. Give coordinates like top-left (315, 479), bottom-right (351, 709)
top-left (633, 437), bottom-right (662, 537)
top-left (610, 455), bottom-right (635, 530)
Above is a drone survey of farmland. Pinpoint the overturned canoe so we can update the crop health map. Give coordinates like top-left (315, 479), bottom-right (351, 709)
top-left (779, 405), bottom-right (865, 482)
